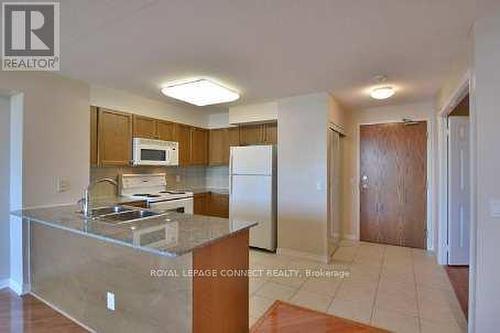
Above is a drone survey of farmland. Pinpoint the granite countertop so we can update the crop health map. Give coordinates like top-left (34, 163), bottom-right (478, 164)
top-left (13, 205), bottom-right (256, 258)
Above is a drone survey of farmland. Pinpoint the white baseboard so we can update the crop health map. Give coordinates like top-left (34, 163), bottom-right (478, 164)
top-left (342, 234), bottom-right (358, 241)
top-left (0, 279), bottom-right (29, 295)
top-left (30, 292), bottom-right (96, 333)
top-left (277, 248), bottom-right (329, 263)
top-left (8, 279), bottom-right (28, 295)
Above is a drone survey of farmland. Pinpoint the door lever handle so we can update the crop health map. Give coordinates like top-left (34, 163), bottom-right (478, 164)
top-left (361, 175), bottom-right (368, 189)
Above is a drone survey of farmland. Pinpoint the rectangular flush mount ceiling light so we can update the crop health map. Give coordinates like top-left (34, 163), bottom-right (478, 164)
top-left (161, 78), bottom-right (240, 106)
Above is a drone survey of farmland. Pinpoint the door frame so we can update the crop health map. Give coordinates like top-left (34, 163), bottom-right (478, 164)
top-left (436, 71), bottom-right (473, 330)
top-left (436, 73), bottom-right (470, 265)
top-left (355, 119), bottom-right (434, 250)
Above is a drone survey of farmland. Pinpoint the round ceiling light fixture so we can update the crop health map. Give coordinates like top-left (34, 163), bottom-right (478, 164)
top-left (370, 75), bottom-right (396, 100)
top-left (370, 86), bottom-right (395, 100)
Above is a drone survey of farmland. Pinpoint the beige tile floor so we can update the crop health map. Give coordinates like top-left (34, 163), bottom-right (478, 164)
top-left (249, 241), bottom-right (467, 333)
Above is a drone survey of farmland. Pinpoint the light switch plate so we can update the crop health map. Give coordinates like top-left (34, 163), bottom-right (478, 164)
top-left (56, 177), bottom-right (70, 193)
top-left (107, 292), bottom-right (115, 311)
top-left (489, 199), bottom-right (500, 218)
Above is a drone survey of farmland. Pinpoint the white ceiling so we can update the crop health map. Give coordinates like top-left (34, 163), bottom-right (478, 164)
top-left (60, 0), bottom-right (500, 112)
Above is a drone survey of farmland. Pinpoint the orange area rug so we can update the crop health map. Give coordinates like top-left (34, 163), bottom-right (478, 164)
top-left (250, 301), bottom-right (389, 333)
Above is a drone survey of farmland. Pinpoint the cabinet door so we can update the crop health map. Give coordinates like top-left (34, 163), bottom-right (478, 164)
top-left (194, 193), bottom-right (208, 215)
top-left (209, 128), bottom-right (228, 165)
top-left (191, 127), bottom-right (208, 165)
top-left (157, 120), bottom-right (175, 141)
top-left (263, 122), bottom-right (277, 144)
top-left (90, 106), bottom-right (98, 166)
top-left (228, 127), bottom-right (240, 147)
top-left (239, 124), bottom-right (263, 145)
top-left (98, 108), bottom-right (132, 166)
top-left (209, 193), bottom-right (229, 218)
top-left (133, 115), bottom-right (157, 139)
top-left (174, 124), bottom-right (192, 166)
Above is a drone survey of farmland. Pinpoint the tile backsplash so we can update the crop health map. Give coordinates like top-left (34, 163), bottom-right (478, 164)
top-left (90, 165), bottom-right (229, 198)
top-left (206, 166), bottom-right (230, 189)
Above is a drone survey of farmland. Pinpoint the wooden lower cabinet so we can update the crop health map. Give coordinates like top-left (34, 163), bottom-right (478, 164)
top-left (193, 192), bottom-right (229, 218)
top-left (194, 193), bottom-right (209, 215)
top-left (193, 230), bottom-right (249, 333)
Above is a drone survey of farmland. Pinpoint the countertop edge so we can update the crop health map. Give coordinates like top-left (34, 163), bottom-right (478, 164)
top-left (16, 213), bottom-right (256, 258)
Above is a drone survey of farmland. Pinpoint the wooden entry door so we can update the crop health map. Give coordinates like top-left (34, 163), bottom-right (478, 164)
top-left (360, 122), bottom-right (427, 248)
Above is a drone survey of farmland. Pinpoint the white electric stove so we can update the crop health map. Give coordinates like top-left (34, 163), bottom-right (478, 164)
top-left (120, 173), bottom-right (193, 214)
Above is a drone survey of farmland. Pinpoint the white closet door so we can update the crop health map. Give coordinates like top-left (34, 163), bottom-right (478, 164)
top-left (448, 116), bottom-right (470, 265)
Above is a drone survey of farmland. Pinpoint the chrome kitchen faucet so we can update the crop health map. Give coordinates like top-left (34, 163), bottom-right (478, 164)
top-left (79, 177), bottom-right (119, 218)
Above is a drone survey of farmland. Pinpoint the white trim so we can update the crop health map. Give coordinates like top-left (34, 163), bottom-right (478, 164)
top-left (329, 121), bottom-right (346, 136)
top-left (8, 278), bottom-right (28, 295)
top-left (355, 117), bottom-right (434, 250)
top-left (0, 278), bottom-right (8, 290)
top-left (342, 234), bottom-right (358, 241)
top-left (30, 292), bottom-right (96, 333)
top-left (438, 70), bottom-right (471, 117)
top-left (277, 248), bottom-right (329, 263)
top-left (437, 73), bottom-right (471, 265)
top-left (0, 279), bottom-right (28, 295)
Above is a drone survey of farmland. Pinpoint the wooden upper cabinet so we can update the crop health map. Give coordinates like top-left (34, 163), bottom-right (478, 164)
top-left (209, 128), bottom-right (229, 166)
top-left (239, 124), bottom-right (263, 145)
top-left (239, 122), bottom-right (277, 145)
top-left (191, 127), bottom-right (209, 165)
top-left (98, 108), bottom-right (132, 166)
top-left (90, 106), bottom-right (98, 166)
top-left (228, 127), bottom-right (240, 147)
top-left (174, 123), bottom-right (192, 166)
top-left (133, 116), bottom-right (175, 141)
top-left (157, 120), bottom-right (175, 141)
top-left (133, 115), bottom-right (157, 139)
top-left (208, 127), bottom-right (240, 165)
top-left (263, 122), bottom-right (277, 144)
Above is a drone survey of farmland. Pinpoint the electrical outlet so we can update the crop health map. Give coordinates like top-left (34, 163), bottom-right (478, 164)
top-left (107, 292), bottom-right (115, 311)
top-left (176, 175), bottom-right (181, 183)
top-left (56, 177), bottom-right (70, 193)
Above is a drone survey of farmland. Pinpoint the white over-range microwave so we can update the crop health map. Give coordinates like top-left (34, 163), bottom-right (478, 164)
top-left (132, 138), bottom-right (179, 166)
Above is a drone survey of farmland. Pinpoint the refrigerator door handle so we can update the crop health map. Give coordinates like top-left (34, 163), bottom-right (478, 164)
top-left (229, 153), bottom-right (233, 195)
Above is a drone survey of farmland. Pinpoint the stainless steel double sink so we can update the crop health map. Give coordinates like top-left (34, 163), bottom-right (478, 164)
top-left (82, 205), bottom-right (161, 225)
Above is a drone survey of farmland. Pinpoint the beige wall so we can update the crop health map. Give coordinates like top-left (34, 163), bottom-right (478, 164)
top-left (0, 96), bottom-right (10, 284)
top-left (0, 73), bottom-right (90, 207)
top-left (229, 101), bottom-right (278, 125)
top-left (469, 14), bottom-right (500, 331)
top-left (277, 93), bottom-right (330, 259)
top-left (341, 102), bottom-right (437, 250)
top-left (90, 85), bottom-right (208, 128)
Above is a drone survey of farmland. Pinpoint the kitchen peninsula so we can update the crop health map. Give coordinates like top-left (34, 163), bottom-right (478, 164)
top-left (14, 204), bottom-right (256, 333)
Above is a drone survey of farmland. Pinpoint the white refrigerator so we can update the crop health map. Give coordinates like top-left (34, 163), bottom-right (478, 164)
top-left (229, 145), bottom-right (277, 251)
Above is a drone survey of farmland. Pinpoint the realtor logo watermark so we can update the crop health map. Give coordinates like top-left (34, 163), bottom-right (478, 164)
top-left (2, 2), bottom-right (60, 71)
